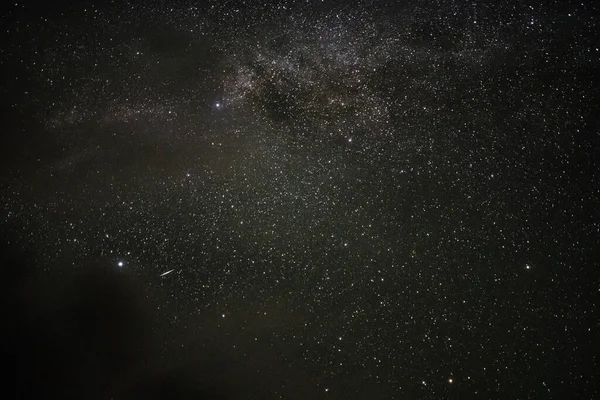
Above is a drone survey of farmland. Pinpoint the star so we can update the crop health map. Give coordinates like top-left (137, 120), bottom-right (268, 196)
top-left (1, 1), bottom-right (594, 398)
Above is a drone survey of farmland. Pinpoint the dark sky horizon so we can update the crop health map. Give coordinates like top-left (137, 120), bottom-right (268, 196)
top-left (1, 0), bottom-right (599, 398)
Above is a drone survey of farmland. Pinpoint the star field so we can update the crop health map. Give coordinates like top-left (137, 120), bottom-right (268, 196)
top-left (1, 0), bottom-right (599, 398)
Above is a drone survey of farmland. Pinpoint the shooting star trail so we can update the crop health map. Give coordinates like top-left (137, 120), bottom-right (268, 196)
top-left (160, 269), bottom-right (175, 277)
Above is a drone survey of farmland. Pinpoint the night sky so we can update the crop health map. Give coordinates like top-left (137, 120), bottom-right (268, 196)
top-left (1, 0), bottom-right (599, 398)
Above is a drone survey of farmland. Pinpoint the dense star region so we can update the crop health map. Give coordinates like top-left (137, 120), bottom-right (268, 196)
top-left (1, 0), bottom-right (599, 398)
